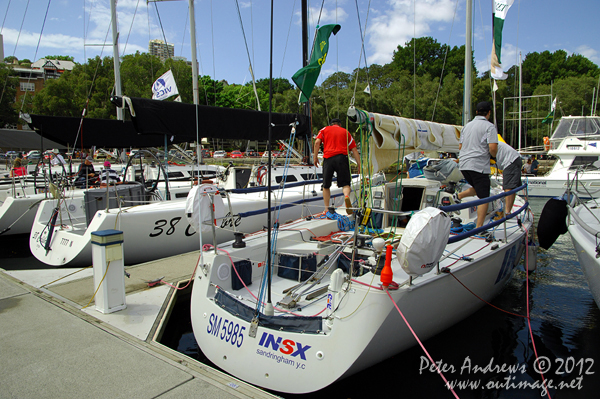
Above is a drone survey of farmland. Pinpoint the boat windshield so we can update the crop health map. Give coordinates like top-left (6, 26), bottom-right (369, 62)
top-left (551, 117), bottom-right (600, 140)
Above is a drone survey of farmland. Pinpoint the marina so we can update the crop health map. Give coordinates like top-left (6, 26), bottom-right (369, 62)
top-left (1, 197), bottom-right (599, 398)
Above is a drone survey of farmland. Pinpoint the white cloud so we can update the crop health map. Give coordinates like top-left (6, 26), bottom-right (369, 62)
top-left (575, 45), bottom-right (599, 66)
top-left (367, 0), bottom-right (458, 65)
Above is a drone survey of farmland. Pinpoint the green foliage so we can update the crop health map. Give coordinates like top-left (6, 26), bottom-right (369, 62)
top-left (248, 78), bottom-right (293, 95)
top-left (23, 41), bottom-right (598, 152)
top-left (4, 56), bottom-right (17, 64)
top-left (44, 55), bottom-right (75, 62)
top-left (0, 64), bottom-right (19, 127)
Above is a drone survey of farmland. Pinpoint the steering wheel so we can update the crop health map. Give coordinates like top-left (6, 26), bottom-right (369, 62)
top-left (123, 149), bottom-right (165, 196)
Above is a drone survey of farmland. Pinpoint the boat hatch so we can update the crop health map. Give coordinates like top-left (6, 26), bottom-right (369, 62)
top-left (384, 184), bottom-right (425, 228)
top-left (83, 183), bottom-right (147, 226)
top-left (214, 289), bottom-right (323, 333)
top-left (568, 156), bottom-right (600, 171)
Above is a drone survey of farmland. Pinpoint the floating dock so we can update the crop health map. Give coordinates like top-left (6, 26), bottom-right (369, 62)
top-left (0, 251), bottom-right (277, 398)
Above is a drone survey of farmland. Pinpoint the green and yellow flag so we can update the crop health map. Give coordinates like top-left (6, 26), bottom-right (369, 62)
top-left (292, 24), bottom-right (341, 103)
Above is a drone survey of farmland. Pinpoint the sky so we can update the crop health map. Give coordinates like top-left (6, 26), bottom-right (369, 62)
top-left (1, 0), bottom-right (598, 91)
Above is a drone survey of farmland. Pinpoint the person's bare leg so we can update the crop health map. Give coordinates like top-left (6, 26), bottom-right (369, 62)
top-left (458, 186), bottom-right (476, 201)
top-left (504, 191), bottom-right (516, 215)
top-left (323, 187), bottom-right (331, 210)
top-left (476, 203), bottom-right (489, 228)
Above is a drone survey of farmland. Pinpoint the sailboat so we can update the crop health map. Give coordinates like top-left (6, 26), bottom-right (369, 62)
top-left (183, 1), bottom-right (533, 394)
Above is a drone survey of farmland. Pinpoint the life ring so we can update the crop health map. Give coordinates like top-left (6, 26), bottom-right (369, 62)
top-left (543, 136), bottom-right (550, 151)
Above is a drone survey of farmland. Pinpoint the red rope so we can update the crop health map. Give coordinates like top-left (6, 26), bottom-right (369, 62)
top-left (386, 290), bottom-right (460, 398)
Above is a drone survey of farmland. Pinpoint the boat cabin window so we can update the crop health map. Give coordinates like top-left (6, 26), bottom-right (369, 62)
top-left (301, 173), bottom-right (322, 180)
top-left (551, 117), bottom-right (600, 140)
top-left (276, 175), bottom-right (298, 183)
top-left (568, 156), bottom-right (600, 170)
top-left (167, 172), bottom-right (185, 178)
top-left (384, 185), bottom-right (424, 227)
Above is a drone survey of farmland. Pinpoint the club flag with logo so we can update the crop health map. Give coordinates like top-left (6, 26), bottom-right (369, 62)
top-left (491, 0), bottom-right (514, 80)
top-left (542, 97), bottom-right (557, 124)
top-left (292, 24), bottom-right (341, 103)
top-left (152, 69), bottom-right (179, 101)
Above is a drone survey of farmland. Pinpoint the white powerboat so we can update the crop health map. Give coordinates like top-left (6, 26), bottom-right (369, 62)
top-left (511, 116), bottom-right (600, 198)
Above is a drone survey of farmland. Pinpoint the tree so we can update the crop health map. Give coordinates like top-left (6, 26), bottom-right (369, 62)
top-left (248, 78), bottom-right (293, 95)
top-left (390, 37), bottom-right (472, 81)
top-left (4, 56), bottom-right (17, 64)
top-left (44, 55), bottom-right (75, 62)
top-left (522, 50), bottom-right (599, 88)
top-left (0, 64), bottom-right (19, 127)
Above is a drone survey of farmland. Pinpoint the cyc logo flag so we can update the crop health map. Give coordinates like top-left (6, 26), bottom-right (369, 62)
top-left (152, 69), bottom-right (179, 101)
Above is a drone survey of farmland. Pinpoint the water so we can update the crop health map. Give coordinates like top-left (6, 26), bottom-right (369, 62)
top-left (3, 198), bottom-right (599, 398)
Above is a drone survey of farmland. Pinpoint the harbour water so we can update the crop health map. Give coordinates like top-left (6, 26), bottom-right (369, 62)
top-left (2, 197), bottom-right (599, 398)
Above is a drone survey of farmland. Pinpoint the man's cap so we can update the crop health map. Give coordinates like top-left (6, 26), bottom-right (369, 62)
top-left (86, 156), bottom-right (93, 161)
top-left (329, 118), bottom-right (342, 125)
top-left (104, 161), bottom-right (111, 167)
top-left (476, 101), bottom-right (492, 112)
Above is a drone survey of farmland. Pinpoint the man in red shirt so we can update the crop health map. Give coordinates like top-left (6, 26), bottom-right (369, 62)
top-left (313, 118), bottom-right (361, 214)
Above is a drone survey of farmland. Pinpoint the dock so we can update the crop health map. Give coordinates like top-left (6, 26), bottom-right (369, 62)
top-left (0, 251), bottom-right (277, 399)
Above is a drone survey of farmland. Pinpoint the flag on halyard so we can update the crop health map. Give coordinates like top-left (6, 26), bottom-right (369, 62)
top-left (542, 97), bottom-right (557, 124)
top-left (364, 84), bottom-right (371, 94)
top-left (152, 69), bottom-right (179, 101)
top-left (491, 0), bottom-right (515, 80)
top-left (292, 24), bottom-right (341, 103)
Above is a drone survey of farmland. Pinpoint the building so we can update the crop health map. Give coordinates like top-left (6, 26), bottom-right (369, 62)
top-left (148, 39), bottom-right (174, 62)
top-left (11, 59), bottom-right (75, 130)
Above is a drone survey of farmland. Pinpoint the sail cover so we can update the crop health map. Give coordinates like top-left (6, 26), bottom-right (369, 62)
top-left (28, 115), bottom-right (167, 148)
top-left (120, 97), bottom-right (310, 141)
top-left (348, 107), bottom-right (462, 173)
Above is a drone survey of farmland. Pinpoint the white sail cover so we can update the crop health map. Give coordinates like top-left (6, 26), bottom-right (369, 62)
top-left (185, 184), bottom-right (225, 233)
top-left (396, 207), bottom-right (451, 276)
top-left (348, 107), bottom-right (461, 173)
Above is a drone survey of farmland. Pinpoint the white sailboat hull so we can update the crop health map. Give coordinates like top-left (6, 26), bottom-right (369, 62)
top-left (568, 201), bottom-right (600, 308)
top-left (29, 180), bottom-right (350, 267)
top-left (190, 181), bottom-right (531, 393)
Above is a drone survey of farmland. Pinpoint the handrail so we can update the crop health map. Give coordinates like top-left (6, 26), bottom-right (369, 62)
top-left (447, 201), bottom-right (529, 244)
top-left (438, 183), bottom-right (527, 213)
top-left (568, 206), bottom-right (600, 237)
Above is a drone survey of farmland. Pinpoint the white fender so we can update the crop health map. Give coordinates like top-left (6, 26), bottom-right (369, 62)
top-left (396, 207), bottom-right (451, 276)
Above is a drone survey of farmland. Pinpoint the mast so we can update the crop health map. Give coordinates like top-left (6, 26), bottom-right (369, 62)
top-left (301, 0), bottom-right (311, 159)
top-left (188, 0), bottom-right (199, 106)
top-left (110, 0), bottom-right (123, 121)
top-left (463, 0), bottom-right (472, 125)
top-left (518, 52), bottom-right (522, 151)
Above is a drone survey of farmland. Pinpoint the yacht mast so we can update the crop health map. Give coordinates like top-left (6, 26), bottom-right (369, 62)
top-left (188, 0), bottom-right (199, 105)
top-left (463, 0), bottom-right (472, 125)
top-left (110, 0), bottom-right (123, 121)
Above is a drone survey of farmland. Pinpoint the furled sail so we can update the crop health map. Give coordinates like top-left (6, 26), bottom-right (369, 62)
top-left (348, 107), bottom-right (462, 173)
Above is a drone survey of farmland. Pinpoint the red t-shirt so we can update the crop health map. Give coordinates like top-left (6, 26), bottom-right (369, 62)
top-left (316, 125), bottom-right (357, 158)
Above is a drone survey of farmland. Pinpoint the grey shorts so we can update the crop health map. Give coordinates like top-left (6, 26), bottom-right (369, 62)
top-left (502, 158), bottom-right (522, 190)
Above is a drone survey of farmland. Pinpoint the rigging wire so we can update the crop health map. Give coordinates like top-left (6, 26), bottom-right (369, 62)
top-left (0, 0), bottom-right (30, 106)
top-left (209, 0), bottom-right (217, 106)
top-left (413, 0), bottom-right (416, 119)
top-left (122, 0), bottom-right (142, 56)
top-left (146, 3), bottom-right (156, 85)
top-left (234, 0), bottom-right (261, 110)
top-left (19, 0), bottom-right (52, 115)
top-left (1, 0), bottom-right (12, 32)
top-left (431, 0), bottom-right (460, 122)
top-left (351, 0), bottom-right (373, 112)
